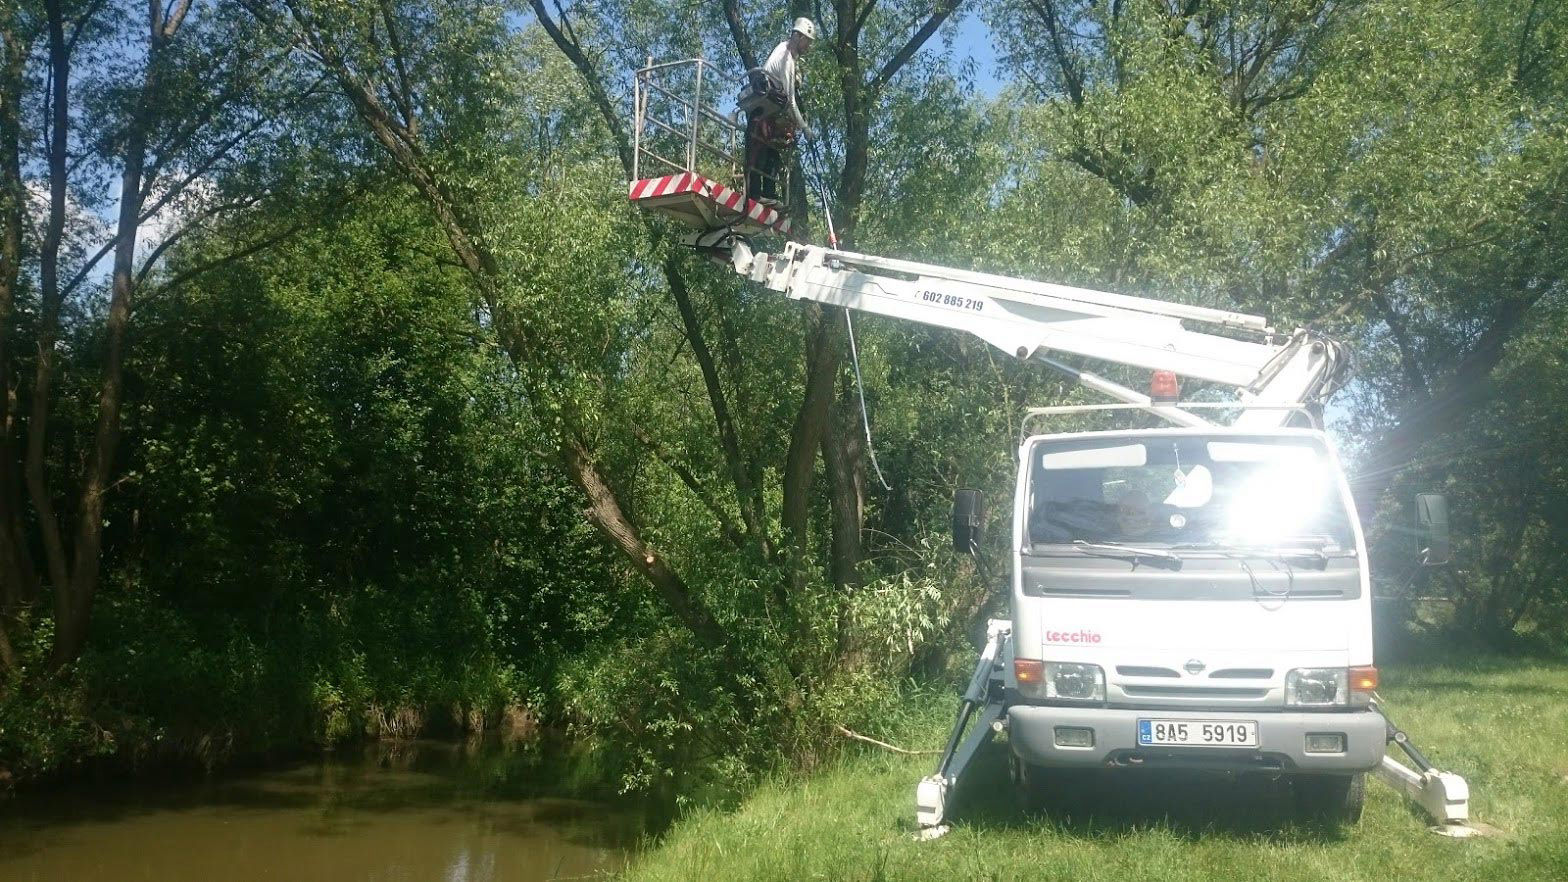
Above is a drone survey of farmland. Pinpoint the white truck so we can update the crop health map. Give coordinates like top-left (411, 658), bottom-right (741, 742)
top-left (625, 63), bottom-right (1472, 834)
top-left (723, 241), bottom-right (1470, 835)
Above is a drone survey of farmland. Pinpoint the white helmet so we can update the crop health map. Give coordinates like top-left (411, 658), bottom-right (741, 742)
top-left (792, 17), bottom-right (817, 40)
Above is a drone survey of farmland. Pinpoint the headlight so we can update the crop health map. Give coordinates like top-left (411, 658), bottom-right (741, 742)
top-left (1285, 667), bottom-right (1348, 706)
top-left (1046, 662), bottom-right (1106, 700)
top-left (1015, 659), bottom-right (1105, 701)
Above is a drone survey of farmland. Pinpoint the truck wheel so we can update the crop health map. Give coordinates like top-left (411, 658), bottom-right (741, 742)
top-left (1012, 755), bottom-right (1051, 814)
top-left (1292, 772), bottom-right (1365, 826)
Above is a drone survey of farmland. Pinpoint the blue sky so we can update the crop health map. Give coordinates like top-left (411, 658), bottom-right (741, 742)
top-left (950, 10), bottom-right (1005, 96)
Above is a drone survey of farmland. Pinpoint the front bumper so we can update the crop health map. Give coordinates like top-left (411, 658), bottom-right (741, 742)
top-left (1008, 705), bottom-right (1385, 773)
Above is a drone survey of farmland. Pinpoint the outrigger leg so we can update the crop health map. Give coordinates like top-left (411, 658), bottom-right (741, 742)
top-left (916, 620), bottom-right (1011, 835)
top-left (1371, 702), bottom-right (1478, 837)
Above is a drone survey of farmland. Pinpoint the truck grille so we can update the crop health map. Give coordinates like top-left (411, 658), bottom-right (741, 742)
top-left (1116, 665), bottom-right (1180, 678)
top-left (1208, 668), bottom-right (1273, 679)
top-left (1114, 666), bottom-right (1274, 681)
top-left (1119, 685), bottom-right (1270, 699)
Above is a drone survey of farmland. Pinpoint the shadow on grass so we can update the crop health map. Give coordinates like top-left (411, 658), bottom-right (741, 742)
top-left (943, 744), bottom-right (1351, 844)
top-left (1374, 628), bottom-right (1568, 672)
top-left (1386, 680), bottom-right (1568, 698)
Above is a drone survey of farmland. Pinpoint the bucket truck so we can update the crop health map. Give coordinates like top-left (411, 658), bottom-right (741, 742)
top-left (627, 58), bottom-right (1475, 837)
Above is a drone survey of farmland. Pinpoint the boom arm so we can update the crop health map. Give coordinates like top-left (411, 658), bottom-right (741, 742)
top-left (725, 240), bottom-right (1345, 427)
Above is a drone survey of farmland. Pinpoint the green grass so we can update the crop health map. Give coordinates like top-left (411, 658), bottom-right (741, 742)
top-left (623, 658), bottom-right (1568, 881)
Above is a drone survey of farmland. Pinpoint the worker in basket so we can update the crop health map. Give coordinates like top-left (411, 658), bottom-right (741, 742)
top-left (740, 17), bottom-right (815, 207)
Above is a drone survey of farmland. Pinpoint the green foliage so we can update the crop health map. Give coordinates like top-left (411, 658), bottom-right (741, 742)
top-left (1, 188), bottom-right (623, 780)
top-left (0, 616), bottom-right (114, 786)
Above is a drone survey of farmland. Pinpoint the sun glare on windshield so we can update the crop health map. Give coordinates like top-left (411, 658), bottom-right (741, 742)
top-left (1028, 436), bottom-right (1354, 551)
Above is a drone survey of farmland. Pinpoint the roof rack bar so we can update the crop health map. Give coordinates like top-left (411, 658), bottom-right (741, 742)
top-left (1018, 401), bottom-right (1319, 443)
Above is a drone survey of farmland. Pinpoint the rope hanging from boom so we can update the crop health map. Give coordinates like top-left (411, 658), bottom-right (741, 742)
top-left (801, 135), bottom-right (891, 491)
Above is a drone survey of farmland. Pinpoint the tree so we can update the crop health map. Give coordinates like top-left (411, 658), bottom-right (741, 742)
top-left (985, 0), bottom-right (1568, 639)
top-left (0, 0), bottom-right (29, 673)
top-left (0, 0), bottom-right (323, 671)
top-left (526, 0), bottom-right (969, 605)
top-left (244, 0), bottom-right (973, 707)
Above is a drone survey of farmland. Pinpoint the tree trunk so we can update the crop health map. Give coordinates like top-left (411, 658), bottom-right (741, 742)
top-left (664, 252), bottom-right (769, 554)
top-left (28, 1), bottom-right (72, 610)
top-left (50, 0), bottom-right (188, 668)
top-left (825, 377), bottom-right (866, 656)
top-left (560, 435), bottom-right (731, 650)
top-left (778, 0), bottom-right (957, 577)
top-left (279, 2), bottom-right (759, 673)
top-left (824, 375), bottom-right (864, 591)
top-left (0, 12), bottom-right (33, 613)
top-left (0, 612), bottom-right (12, 671)
top-left (780, 305), bottom-right (841, 545)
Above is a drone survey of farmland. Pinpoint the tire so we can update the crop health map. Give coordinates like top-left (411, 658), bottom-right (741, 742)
top-left (1012, 755), bottom-right (1052, 814)
top-left (1292, 772), bottom-right (1366, 826)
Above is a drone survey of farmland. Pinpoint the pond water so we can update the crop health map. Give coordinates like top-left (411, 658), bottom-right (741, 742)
top-left (0, 738), bottom-right (658, 881)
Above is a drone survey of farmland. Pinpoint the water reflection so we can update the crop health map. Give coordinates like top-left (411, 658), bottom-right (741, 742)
top-left (0, 737), bottom-right (655, 881)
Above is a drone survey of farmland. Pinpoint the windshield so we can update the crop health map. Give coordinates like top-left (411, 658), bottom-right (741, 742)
top-left (1027, 435), bottom-right (1357, 552)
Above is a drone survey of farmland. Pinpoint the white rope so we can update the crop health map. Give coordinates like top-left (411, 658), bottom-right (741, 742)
top-left (845, 310), bottom-right (892, 491)
top-left (804, 136), bottom-right (838, 247)
top-left (803, 136), bottom-right (886, 489)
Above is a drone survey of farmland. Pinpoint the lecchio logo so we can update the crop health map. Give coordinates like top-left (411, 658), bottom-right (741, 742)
top-left (1044, 629), bottom-right (1102, 644)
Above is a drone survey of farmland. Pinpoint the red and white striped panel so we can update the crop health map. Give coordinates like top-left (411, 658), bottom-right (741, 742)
top-left (628, 173), bottom-right (792, 236)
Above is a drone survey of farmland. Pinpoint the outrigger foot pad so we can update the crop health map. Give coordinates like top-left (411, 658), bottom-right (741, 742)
top-left (916, 775), bottom-right (949, 828)
top-left (1371, 702), bottom-right (1478, 834)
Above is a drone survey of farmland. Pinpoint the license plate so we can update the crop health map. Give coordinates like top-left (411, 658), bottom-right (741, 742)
top-left (1138, 719), bottom-right (1258, 748)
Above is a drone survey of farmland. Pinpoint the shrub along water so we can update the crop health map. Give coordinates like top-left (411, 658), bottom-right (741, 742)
top-left (2, 199), bottom-right (620, 784)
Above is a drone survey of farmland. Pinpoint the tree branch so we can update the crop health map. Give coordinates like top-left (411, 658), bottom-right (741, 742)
top-left (63, 109), bottom-right (277, 300)
top-left (1366, 285), bottom-right (1428, 397)
top-left (835, 724), bottom-right (938, 755)
top-left (141, 102), bottom-right (275, 211)
top-left (867, 1), bottom-right (961, 94)
top-left (1356, 290), bottom-right (1551, 495)
top-left (664, 252), bottom-right (770, 553)
top-left (561, 435), bottom-right (730, 649)
top-left (145, 48), bottom-right (297, 187)
top-left (150, 218), bottom-right (308, 297)
top-left (854, 0), bottom-right (879, 36)
top-left (161, 0), bottom-right (192, 39)
top-left (132, 192), bottom-right (268, 290)
top-left (527, 0), bottom-right (633, 176)
top-left (720, 0), bottom-right (758, 70)
top-left (65, 0), bottom-right (107, 55)
top-left (376, 0), bottom-right (418, 136)
top-left (1025, 0), bottom-right (1083, 106)
top-left (631, 423), bottom-right (747, 550)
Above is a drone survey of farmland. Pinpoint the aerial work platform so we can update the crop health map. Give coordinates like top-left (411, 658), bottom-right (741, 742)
top-left (628, 172), bottom-right (792, 237)
top-left (629, 58), bottom-right (794, 240)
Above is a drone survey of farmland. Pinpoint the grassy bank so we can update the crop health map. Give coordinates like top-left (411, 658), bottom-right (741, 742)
top-left (624, 657), bottom-right (1568, 881)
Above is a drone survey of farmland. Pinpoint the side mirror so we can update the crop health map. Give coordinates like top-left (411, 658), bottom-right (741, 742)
top-left (952, 489), bottom-right (984, 555)
top-left (1416, 493), bottom-right (1450, 566)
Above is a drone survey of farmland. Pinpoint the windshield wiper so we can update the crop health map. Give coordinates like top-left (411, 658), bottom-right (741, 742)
top-left (1271, 546), bottom-right (1331, 569)
top-left (1173, 543), bottom-right (1330, 571)
top-left (1069, 540), bottom-right (1183, 571)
